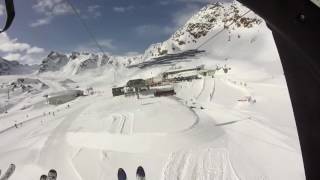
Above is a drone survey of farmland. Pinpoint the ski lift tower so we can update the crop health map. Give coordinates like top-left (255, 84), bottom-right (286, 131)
top-left (5, 86), bottom-right (9, 113)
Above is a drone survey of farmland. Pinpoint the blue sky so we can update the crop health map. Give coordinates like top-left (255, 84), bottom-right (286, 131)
top-left (0, 0), bottom-right (219, 64)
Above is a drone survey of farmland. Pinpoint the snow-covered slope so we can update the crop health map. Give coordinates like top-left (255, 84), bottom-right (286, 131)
top-left (142, 1), bottom-right (261, 60)
top-left (0, 1), bottom-right (305, 180)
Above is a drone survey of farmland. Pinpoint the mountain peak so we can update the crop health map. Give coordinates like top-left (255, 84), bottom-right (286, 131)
top-left (26, 2), bottom-right (263, 76)
top-left (142, 1), bottom-right (262, 60)
top-left (0, 57), bottom-right (37, 75)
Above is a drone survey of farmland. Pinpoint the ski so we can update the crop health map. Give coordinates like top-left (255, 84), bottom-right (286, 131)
top-left (40, 175), bottom-right (47, 180)
top-left (118, 168), bottom-right (127, 180)
top-left (47, 169), bottom-right (57, 180)
top-left (0, 164), bottom-right (15, 180)
top-left (136, 166), bottom-right (145, 180)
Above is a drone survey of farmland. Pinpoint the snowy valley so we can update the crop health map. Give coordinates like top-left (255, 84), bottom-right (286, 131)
top-left (0, 1), bottom-right (305, 180)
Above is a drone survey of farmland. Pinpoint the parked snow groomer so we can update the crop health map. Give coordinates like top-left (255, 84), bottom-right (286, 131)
top-left (153, 85), bottom-right (176, 97)
top-left (112, 86), bottom-right (125, 97)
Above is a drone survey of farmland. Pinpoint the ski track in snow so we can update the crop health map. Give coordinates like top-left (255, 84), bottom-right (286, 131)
top-left (37, 104), bottom-right (89, 180)
top-left (109, 113), bottom-right (134, 135)
top-left (0, 72), bottom-right (303, 180)
top-left (161, 148), bottom-right (239, 180)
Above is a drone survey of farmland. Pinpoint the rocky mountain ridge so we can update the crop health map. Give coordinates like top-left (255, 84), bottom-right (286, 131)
top-left (1, 1), bottom-right (263, 76)
top-left (0, 58), bottom-right (38, 75)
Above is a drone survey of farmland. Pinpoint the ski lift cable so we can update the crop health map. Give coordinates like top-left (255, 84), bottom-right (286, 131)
top-left (63, 0), bottom-right (107, 56)
top-left (197, 9), bottom-right (252, 49)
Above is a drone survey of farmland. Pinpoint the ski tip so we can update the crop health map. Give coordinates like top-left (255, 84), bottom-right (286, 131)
top-left (136, 166), bottom-right (145, 178)
top-left (48, 169), bottom-right (57, 173)
top-left (9, 164), bottom-right (15, 169)
top-left (1, 164), bottom-right (16, 179)
top-left (48, 169), bottom-right (57, 180)
top-left (40, 174), bottom-right (47, 180)
top-left (8, 164), bottom-right (15, 172)
top-left (117, 168), bottom-right (127, 180)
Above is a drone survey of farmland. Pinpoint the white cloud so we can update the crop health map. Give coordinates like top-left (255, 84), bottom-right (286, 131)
top-left (2, 51), bottom-right (47, 65)
top-left (31, 0), bottom-right (73, 27)
top-left (76, 39), bottom-right (116, 53)
top-left (27, 47), bottom-right (45, 54)
top-left (88, 5), bottom-right (100, 13)
top-left (31, 1), bottom-right (101, 25)
top-left (4, 53), bottom-right (22, 61)
top-left (50, 3), bottom-right (73, 15)
top-left (0, 33), bottom-right (47, 64)
top-left (113, 6), bottom-right (134, 13)
top-left (33, 0), bottom-right (72, 16)
top-left (21, 53), bottom-right (48, 65)
top-left (30, 17), bottom-right (53, 27)
top-left (0, 33), bottom-right (31, 52)
top-left (87, 5), bottom-right (101, 18)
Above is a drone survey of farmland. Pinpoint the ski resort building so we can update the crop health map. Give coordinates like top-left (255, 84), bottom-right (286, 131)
top-left (111, 65), bottom-right (218, 98)
top-left (47, 90), bottom-right (84, 105)
top-left (126, 79), bottom-right (148, 89)
top-left (153, 86), bottom-right (176, 97)
top-left (199, 69), bottom-right (216, 77)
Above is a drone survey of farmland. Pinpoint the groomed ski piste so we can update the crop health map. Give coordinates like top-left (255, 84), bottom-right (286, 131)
top-left (0, 2), bottom-right (305, 180)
